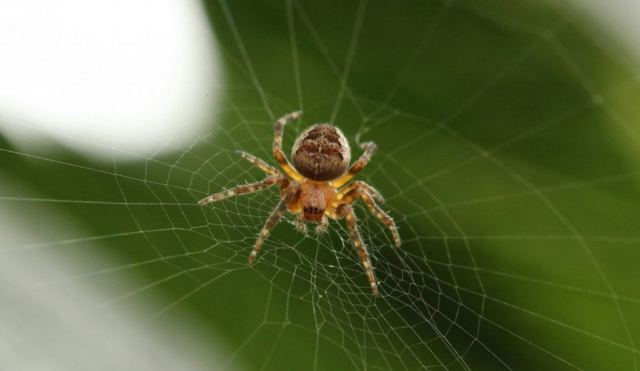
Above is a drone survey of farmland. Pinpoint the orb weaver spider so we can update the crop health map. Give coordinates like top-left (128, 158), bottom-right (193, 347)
top-left (199, 112), bottom-right (401, 295)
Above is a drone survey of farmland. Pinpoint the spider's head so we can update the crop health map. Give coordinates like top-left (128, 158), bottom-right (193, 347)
top-left (300, 182), bottom-right (331, 223)
top-left (291, 124), bottom-right (351, 181)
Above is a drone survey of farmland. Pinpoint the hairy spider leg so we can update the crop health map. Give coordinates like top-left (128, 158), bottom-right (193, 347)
top-left (332, 142), bottom-right (378, 188)
top-left (338, 204), bottom-right (378, 296)
top-left (338, 182), bottom-right (401, 248)
top-left (236, 150), bottom-right (281, 176)
top-left (249, 182), bottom-right (301, 264)
top-left (198, 175), bottom-right (283, 205)
top-left (296, 213), bottom-right (307, 234)
top-left (315, 214), bottom-right (329, 235)
top-left (338, 180), bottom-right (384, 203)
top-left (273, 111), bottom-right (304, 181)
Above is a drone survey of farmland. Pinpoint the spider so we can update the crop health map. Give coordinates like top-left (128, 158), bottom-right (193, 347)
top-left (199, 111), bottom-right (401, 295)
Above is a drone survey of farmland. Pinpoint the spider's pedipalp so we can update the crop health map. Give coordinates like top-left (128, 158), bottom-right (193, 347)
top-left (198, 175), bottom-right (283, 205)
top-left (236, 150), bottom-right (280, 176)
top-left (249, 182), bottom-right (301, 265)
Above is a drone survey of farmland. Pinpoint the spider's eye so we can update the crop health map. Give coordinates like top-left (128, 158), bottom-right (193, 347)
top-left (304, 206), bottom-right (323, 215)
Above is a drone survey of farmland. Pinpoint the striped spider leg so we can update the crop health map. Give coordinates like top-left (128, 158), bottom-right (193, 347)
top-left (336, 203), bottom-right (379, 295)
top-left (198, 174), bottom-right (283, 206)
top-left (272, 111), bottom-right (304, 181)
top-left (337, 181), bottom-right (401, 247)
top-left (198, 150), bottom-right (297, 264)
top-left (329, 181), bottom-right (401, 296)
top-left (331, 141), bottom-right (378, 188)
top-left (199, 111), bottom-right (400, 296)
top-left (249, 182), bottom-right (300, 264)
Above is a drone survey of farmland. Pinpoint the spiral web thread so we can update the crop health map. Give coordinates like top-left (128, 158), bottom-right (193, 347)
top-left (1, 0), bottom-right (640, 369)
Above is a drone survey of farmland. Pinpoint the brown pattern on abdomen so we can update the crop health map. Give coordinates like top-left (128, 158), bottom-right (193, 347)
top-left (291, 124), bottom-right (351, 181)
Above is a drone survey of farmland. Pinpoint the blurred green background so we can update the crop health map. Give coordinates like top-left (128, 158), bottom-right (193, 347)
top-left (2, 0), bottom-right (640, 370)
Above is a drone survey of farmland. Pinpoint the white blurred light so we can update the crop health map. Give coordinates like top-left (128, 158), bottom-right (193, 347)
top-left (0, 0), bottom-right (221, 159)
top-left (0, 177), bottom-right (232, 371)
top-left (566, 0), bottom-right (640, 67)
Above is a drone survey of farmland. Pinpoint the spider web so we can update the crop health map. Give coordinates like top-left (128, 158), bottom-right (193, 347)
top-left (2, 0), bottom-right (640, 370)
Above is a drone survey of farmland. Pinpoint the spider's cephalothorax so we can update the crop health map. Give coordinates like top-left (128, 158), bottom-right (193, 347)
top-left (199, 112), bottom-right (401, 296)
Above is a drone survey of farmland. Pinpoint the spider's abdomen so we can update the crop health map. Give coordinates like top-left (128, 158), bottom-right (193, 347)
top-left (291, 124), bottom-right (351, 181)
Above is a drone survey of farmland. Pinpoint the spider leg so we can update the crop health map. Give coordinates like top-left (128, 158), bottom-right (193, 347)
top-left (296, 213), bottom-right (307, 234)
top-left (273, 111), bottom-right (304, 181)
top-left (198, 175), bottom-right (283, 205)
top-left (332, 142), bottom-right (378, 188)
top-left (338, 204), bottom-right (378, 296)
top-left (338, 180), bottom-right (384, 203)
top-left (340, 184), bottom-right (401, 248)
top-left (315, 214), bottom-right (329, 235)
top-left (249, 182), bottom-right (300, 265)
top-left (236, 150), bottom-right (281, 176)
